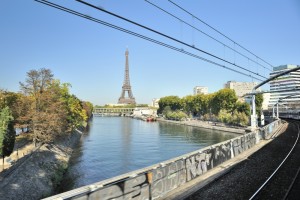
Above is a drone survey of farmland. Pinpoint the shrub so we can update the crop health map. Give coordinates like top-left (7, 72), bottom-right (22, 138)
top-left (165, 110), bottom-right (187, 121)
top-left (217, 109), bottom-right (232, 124)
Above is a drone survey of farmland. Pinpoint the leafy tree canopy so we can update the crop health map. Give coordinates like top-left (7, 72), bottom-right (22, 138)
top-left (211, 88), bottom-right (238, 114)
top-left (255, 93), bottom-right (264, 114)
top-left (158, 96), bottom-right (183, 114)
top-left (0, 106), bottom-right (15, 157)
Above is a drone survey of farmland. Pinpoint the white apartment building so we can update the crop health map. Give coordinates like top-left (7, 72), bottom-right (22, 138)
top-left (151, 98), bottom-right (160, 108)
top-left (224, 81), bottom-right (258, 98)
top-left (269, 64), bottom-right (300, 110)
top-left (262, 93), bottom-right (271, 110)
top-left (193, 86), bottom-right (208, 95)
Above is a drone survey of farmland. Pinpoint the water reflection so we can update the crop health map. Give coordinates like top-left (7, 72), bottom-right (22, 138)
top-left (120, 117), bottom-right (132, 172)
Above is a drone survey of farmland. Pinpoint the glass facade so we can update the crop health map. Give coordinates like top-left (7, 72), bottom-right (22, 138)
top-left (269, 64), bottom-right (300, 110)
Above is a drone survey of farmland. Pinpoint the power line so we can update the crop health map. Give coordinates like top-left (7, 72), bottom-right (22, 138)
top-left (145, 0), bottom-right (272, 72)
top-left (34, 0), bottom-right (264, 82)
top-left (75, 0), bottom-right (267, 79)
top-left (168, 0), bottom-right (274, 70)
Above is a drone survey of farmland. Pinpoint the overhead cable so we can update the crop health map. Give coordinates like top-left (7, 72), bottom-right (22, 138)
top-left (75, 0), bottom-right (267, 79)
top-left (145, 0), bottom-right (271, 72)
top-left (168, 0), bottom-right (274, 70)
top-left (34, 0), bottom-right (263, 82)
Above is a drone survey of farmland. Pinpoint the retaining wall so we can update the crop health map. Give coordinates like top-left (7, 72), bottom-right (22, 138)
top-left (44, 120), bottom-right (282, 200)
top-left (260, 119), bottom-right (282, 139)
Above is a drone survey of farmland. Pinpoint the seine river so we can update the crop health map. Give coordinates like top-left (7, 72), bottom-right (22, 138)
top-left (59, 117), bottom-right (237, 192)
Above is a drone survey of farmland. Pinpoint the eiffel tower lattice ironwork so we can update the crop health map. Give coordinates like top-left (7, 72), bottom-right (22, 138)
top-left (118, 49), bottom-right (136, 104)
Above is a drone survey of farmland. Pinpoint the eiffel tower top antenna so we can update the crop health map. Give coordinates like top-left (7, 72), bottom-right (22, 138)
top-left (118, 49), bottom-right (136, 104)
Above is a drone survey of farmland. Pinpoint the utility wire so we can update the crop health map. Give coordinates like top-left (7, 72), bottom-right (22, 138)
top-left (145, 0), bottom-right (271, 72)
top-left (34, 0), bottom-right (264, 82)
top-left (75, 0), bottom-right (267, 79)
top-left (168, 0), bottom-right (274, 70)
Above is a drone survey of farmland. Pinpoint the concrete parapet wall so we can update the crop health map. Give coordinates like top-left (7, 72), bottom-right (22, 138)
top-left (260, 119), bottom-right (282, 139)
top-left (43, 121), bottom-right (282, 200)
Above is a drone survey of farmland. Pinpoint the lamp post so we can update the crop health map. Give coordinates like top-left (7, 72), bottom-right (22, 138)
top-left (276, 101), bottom-right (279, 118)
top-left (251, 93), bottom-right (256, 129)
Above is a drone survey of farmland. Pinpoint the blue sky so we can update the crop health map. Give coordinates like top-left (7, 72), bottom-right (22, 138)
top-left (1, 0), bottom-right (299, 106)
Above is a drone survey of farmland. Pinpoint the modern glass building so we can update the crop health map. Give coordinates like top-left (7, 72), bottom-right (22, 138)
top-left (268, 64), bottom-right (300, 110)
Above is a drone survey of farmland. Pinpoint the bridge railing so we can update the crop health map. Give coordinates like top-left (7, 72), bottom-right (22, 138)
top-left (93, 108), bottom-right (135, 116)
top-left (43, 120), bottom-right (282, 200)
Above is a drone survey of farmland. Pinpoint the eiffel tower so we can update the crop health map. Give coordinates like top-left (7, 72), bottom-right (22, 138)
top-left (118, 49), bottom-right (136, 104)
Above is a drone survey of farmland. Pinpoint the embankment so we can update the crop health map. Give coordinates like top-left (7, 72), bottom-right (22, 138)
top-left (157, 118), bottom-right (246, 134)
top-left (0, 129), bottom-right (82, 200)
top-left (43, 119), bottom-right (283, 200)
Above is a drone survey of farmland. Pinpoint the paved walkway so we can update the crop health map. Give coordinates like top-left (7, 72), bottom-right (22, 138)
top-left (0, 138), bottom-right (34, 172)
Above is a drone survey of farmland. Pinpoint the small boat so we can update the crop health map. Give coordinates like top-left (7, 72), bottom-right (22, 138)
top-left (146, 117), bottom-right (156, 122)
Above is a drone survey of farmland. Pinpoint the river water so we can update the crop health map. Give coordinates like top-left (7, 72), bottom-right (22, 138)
top-left (60, 117), bottom-right (237, 192)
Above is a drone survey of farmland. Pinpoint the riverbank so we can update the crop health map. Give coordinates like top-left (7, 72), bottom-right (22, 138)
top-left (0, 129), bottom-right (83, 199)
top-left (157, 118), bottom-right (246, 134)
top-left (43, 119), bottom-right (283, 200)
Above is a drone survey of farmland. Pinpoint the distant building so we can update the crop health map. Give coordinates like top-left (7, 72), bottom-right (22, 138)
top-left (133, 108), bottom-right (157, 117)
top-left (268, 64), bottom-right (300, 110)
top-left (151, 98), bottom-right (160, 108)
top-left (193, 86), bottom-right (208, 95)
top-left (262, 93), bottom-right (271, 110)
top-left (224, 81), bottom-right (259, 101)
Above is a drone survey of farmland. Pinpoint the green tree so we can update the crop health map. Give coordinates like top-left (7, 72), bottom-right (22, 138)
top-left (66, 95), bottom-right (87, 129)
top-left (158, 96), bottom-right (183, 114)
top-left (235, 101), bottom-right (251, 116)
top-left (182, 95), bottom-right (195, 117)
top-left (192, 94), bottom-right (203, 116)
top-left (211, 89), bottom-right (238, 114)
top-left (194, 94), bottom-right (212, 116)
top-left (19, 69), bottom-right (68, 145)
top-left (0, 90), bottom-right (31, 129)
top-left (165, 110), bottom-right (187, 121)
top-left (19, 68), bottom-right (54, 111)
top-left (56, 81), bottom-right (88, 129)
top-left (255, 93), bottom-right (264, 114)
top-left (0, 107), bottom-right (15, 165)
top-left (82, 101), bottom-right (94, 120)
top-left (217, 109), bottom-right (232, 124)
top-left (231, 111), bottom-right (249, 126)
top-left (162, 106), bottom-right (171, 117)
top-left (0, 91), bottom-right (20, 118)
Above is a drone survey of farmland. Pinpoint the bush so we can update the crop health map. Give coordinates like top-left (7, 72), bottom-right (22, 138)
top-left (217, 110), bottom-right (249, 126)
top-left (217, 109), bottom-right (232, 124)
top-left (236, 112), bottom-right (249, 126)
top-left (165, 110), bottom-right (188, 121)
top-left (202, 113), bottom-right (217, 122)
